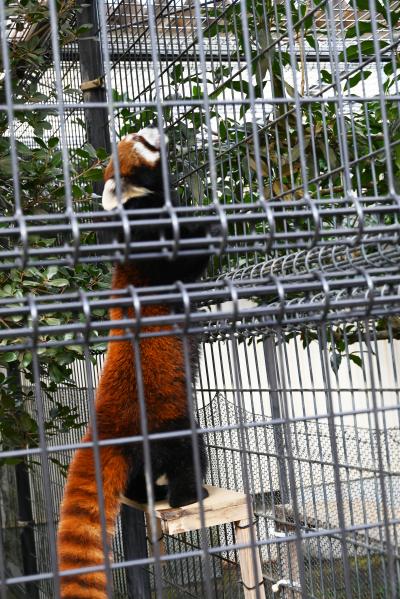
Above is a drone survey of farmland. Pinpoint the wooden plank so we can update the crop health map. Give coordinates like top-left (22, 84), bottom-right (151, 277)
top-left (235, 518), bottom-right (266, 599)
top-left (121, 486), bottom-right (266, 599)
top-left (145, 513), bottom-right (166, 563)
top-left (121, 485), bottom-right (251, 534)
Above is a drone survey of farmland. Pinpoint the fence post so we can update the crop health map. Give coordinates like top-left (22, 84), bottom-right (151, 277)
top-left (77, 2), bottom-right (115, 242)
top-left (6, 365), bottom-right (39, 597)
top-left (262, 336), bottom-right (289, 504)
top-left (121, 504), bottom-right (152, 599)
top-left (15, 461), bottom-right (39, 599)
top-left (77, 0), bottom-right (110, 155)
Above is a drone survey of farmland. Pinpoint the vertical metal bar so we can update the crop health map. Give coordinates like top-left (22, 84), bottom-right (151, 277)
top-left (127, 287), bottom-right (164, 599)
top-left (319, 325), bottom-right (353, 599)
top-left (178, 282), bottom-right (214, 599)
top-left (5, 365), bottom-right (39, 597)
top-left (368, 0), bottom-right (398, 200)
top-left (46, 0), bottom-right (80, 263)
top-left (95, 0), bottom-right (132, 261)
top-left (0, 507), bottom-right (7, 599)
top-left (28, 296), bottom-right (61, 598)
top-left (228, 306), bottom-right (265, 599)
top-left (274, 332), bottom-right (307, 597)
top-left (0, 0), bottom-right (27, 268)
top-left (262, 336), bottom-right (289, 504)
top-left (363, 319), bottom-right (397, 599)
top-left (143, 0), bottom-right (174, 210)
top-left (80, 298), bottom-right (114, 598)
top-left (15, 461), bottom-right (39, 599)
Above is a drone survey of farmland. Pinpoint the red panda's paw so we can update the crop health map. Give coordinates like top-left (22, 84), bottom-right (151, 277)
top-left (169, 484), bottom-right (209, 508)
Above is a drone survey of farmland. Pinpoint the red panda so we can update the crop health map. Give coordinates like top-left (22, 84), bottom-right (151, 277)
top-left (57, 127), bottom-right (211, 598)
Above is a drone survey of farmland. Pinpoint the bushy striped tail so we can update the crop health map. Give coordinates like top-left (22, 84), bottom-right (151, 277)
top-left (57, 438), bottom-right (129, 598)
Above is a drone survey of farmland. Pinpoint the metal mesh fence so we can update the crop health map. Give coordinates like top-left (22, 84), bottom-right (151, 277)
top-left (1, 0), bottom-right (400, 598)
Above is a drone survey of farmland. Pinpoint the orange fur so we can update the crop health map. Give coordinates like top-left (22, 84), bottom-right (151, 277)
top-left (57, 264), bottom-right (187, 598)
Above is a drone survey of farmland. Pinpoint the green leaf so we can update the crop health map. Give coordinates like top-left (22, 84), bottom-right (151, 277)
top-left (345, 21), bottom-right (373, 39)
top-left (48, 363), bottom-right (66, 383)
top-left (231, 80), bottom-right (250, 97)
top-left (96, 147), bottom-right (109, 160)
top-left (0, 352), bottom-right (18, 363)
top-left (49, 278), bottom-right (69, 287)
top-left (74, 148), bottom-right (90, 159)
top-left (75, 23), bottom-right (93, 35)
top-left (33, 137), bottom-right (48, 149)
top-left (384, 61), bottom-right (394, 76)
top-left (15, 141), bottom-right (32, 156)
top-left (391, 10), bottom-right (400, 26)
top-left (339, 40), bottom-right (388, 62)
top-left (11, 315), bottom-right (23, 323)
top-left (170, 64), bottom-right (184, 83)
top-left (56, 353), bottom-right (75, 366)
top-left (19, 412), bottom-right (37, 432)
top-left (0, 156), bottom-right (12, 176)
top-left (48, 137), bottom-right (59, 148)
top-left (66, 345), bottom-right (84, 354)
top-left (349, 353), bottom-right (363, 368)
top-left (349, 0), bottom-right (369, 9)
top-left (72, 184), bottom-right (84, 198)
top-left (46, 266), bottom-right (59, 279)
top-left (83, 143), bottom-right (98, 159)
top-left (191, 85), bottom-right (203, 99)
top-left (44, 317), bottom-right (62, 326)
top-left (321, 70), bottom-right (332, 84)
top-left (22, 352), bottom-right (32, 368)
top-left (306, 35), bottom-right (316, 49)
top-left (82, 168), bottom-right (103, 181)
top-left (348, 70), bottom-right (372, 88)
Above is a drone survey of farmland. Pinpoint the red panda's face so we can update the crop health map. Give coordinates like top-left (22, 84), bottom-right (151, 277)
top-left (102, 127), bottom-right (169, 211)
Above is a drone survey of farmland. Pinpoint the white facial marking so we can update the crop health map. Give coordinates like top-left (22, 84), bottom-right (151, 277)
top-left (139, 127), bottom-right (160, 148)
top-left (139, 127), bottom-right (169, 148)
top-left (134, 141), bottom-right (160, 166)
top-left (102, 178), bottom-right (152, 211)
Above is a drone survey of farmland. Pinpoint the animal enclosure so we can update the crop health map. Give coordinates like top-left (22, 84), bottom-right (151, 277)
top-left (1, 0), bottom-right (400, 598)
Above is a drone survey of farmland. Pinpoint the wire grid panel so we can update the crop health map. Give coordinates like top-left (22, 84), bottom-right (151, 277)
top-left (1, 0), bottom-right (400, 598)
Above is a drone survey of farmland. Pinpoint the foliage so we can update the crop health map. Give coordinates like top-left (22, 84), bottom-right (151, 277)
top-left (161, 0), bottom-right (400, 211)
top-left (0, 0), bottom-right (110, 465)
top-left (157, 0), bottom-right (400, 370)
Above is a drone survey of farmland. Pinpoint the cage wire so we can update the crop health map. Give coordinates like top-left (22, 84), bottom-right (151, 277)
top-left (1, 0), bottom-right (400, 598)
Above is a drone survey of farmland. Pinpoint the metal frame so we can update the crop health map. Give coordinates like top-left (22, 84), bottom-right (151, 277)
top-left (1, 0), bottom-right (400, 597)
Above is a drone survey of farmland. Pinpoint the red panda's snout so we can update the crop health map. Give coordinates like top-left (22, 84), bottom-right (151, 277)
top-left (102, 127), bottom-right (169, 211)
